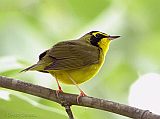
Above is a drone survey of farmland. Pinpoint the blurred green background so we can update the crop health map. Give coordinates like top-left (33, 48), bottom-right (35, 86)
top-left (0, 0), bottom-right (160, 119)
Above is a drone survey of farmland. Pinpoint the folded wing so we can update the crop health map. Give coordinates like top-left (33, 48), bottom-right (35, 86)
top-left (44, 40), bottom-right (100, 70)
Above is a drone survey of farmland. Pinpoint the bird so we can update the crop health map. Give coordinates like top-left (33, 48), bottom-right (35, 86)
top-left (21, 31), bottom-right (120, 100)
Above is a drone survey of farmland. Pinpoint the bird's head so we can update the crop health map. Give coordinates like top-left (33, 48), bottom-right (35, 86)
top-left (81, 31), bottom-right (120, 52)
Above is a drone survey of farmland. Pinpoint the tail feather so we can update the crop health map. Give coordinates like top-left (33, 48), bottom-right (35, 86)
top-left (20, 64), bottom-right (37, 73)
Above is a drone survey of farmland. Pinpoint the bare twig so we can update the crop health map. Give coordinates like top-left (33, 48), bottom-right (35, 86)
top-left (0, 76), bottom-right (160, 119)
top-left (56, 91), bottom-right (75, 119)
top-left (65, 105), bottom-right (74, 119)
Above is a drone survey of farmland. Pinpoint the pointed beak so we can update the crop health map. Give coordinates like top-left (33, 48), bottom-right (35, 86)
top-left (107, 35), bottom-right (120, 40)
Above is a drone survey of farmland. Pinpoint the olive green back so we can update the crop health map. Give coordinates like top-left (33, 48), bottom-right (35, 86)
top-left (40, 40), bottom-right (100, 70)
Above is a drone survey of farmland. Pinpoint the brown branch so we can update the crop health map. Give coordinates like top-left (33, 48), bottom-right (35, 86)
top-left (0, 76), bottom-right (160, 119)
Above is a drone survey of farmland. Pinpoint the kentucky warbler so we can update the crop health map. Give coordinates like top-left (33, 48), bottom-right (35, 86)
top-left (22, 31), bottom-right (120, 97)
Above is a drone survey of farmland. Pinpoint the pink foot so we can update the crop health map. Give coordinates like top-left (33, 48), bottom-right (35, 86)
top-left (56, 86), bottom-right (63, 97)
top-left (77, 91), bottom-right (87, 104)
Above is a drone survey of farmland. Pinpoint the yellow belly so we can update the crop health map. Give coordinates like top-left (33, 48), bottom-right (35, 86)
top-left (49, 64), bottom-right (100, 84)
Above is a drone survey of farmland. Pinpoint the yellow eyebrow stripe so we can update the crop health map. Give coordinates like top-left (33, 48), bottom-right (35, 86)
top-left (92, 32), bottom-right (101, 37)
top-left (92, 32), bottom-right (108, 37)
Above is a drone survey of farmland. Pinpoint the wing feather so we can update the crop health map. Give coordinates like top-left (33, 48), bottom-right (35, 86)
top-left (44, 40), bottom-right (100, 70)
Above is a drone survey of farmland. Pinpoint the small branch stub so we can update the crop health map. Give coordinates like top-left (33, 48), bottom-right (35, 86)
top-left (56, 92), bottom-right (75, 119)
top-left (65, 105), bottom-right (74, 119)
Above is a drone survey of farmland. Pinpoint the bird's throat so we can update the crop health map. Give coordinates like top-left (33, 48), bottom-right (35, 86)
top-left (98, 38), bottom-right (111, 55)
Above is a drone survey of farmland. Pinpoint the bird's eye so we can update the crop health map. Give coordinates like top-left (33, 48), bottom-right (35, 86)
top-left (90, 33), bottom-right (104, 47)
top-left (95, 34), bottom-right (101, 38)
top-left (95, 33), bottom-right (105, 39)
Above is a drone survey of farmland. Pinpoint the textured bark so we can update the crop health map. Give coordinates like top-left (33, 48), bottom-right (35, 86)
top-left (0, 76), bottom-right (160, 119)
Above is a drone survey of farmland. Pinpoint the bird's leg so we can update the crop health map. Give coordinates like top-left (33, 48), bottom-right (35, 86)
top-left (55, 77), bottom-right (63, 97)
top-left (67, 73), bottom-right (87, 103)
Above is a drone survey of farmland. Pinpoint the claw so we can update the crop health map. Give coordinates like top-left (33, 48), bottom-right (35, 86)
top-left (56, 86), bottom-right (63, 97)
top-left (76, 91), bottom-right (87, 104)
